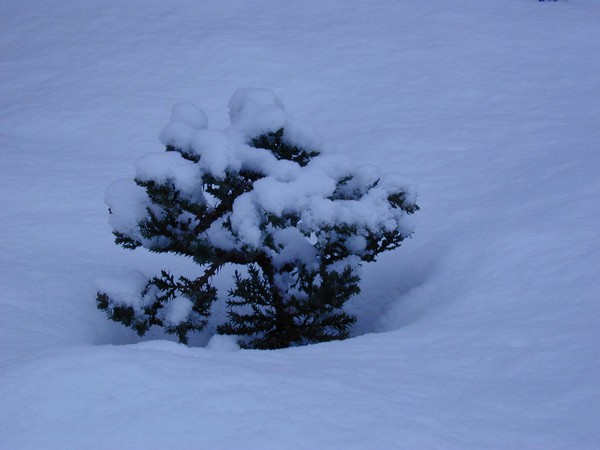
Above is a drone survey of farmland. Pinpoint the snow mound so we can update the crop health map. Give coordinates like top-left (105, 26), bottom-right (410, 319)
top-left (205, 334), bottom-right (240, 352)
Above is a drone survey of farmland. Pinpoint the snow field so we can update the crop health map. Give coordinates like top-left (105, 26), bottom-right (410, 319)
top-left (1, 0), bottom-right (599, 448)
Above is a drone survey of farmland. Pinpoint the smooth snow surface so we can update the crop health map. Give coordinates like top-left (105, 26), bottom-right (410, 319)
top-left (1, 1), bottom-right (599, 448)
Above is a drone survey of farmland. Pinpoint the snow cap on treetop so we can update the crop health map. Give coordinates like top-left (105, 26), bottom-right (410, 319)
top-left (228, 88), bottom-right (286, 122)
top-left (159, 102), bottom-right (208, 150)
top-left (227, 88), bottom-right (323, 151)
top-left (172, 102), bottom-right (209, 129)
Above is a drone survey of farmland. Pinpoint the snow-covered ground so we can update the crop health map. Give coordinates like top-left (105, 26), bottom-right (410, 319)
top-left (1, 1), bottom-right (599, 448)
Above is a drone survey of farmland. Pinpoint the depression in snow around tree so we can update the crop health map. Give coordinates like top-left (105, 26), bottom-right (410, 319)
top-left (97, 88), bottom-right (419, 349)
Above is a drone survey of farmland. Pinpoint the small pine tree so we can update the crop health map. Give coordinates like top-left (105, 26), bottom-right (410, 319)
top-left (97, 88), bottom-right (418, 349)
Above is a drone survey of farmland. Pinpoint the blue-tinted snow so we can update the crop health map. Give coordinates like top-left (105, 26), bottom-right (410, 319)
top-left (1, 0), bottom-right (599, 448)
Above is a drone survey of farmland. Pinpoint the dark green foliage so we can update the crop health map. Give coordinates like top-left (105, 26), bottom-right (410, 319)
top-left (97, 270), bottom-right (217, 344)
top-left (99, 115), bottom-right (418, 349)
top-left (217, 264), bottom-right (359, 349)
top-left (251, 128), bottom-right (320, 167)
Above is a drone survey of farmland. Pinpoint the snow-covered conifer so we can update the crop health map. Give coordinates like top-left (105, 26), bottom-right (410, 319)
top-left (97, 88), bottom-right (418, 348)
